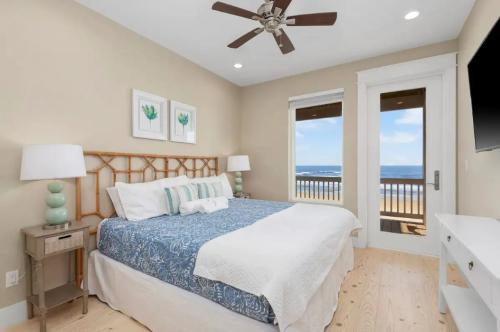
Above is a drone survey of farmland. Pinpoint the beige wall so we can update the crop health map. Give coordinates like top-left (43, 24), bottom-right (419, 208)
top-left (240, 40), bottom-right (458, 214)
top-left (2, 0), bottom-right (484, 315)
top-left (0, 0), bottom-right (241, 310)
top-left (457, 0), bottom-right (500, 218)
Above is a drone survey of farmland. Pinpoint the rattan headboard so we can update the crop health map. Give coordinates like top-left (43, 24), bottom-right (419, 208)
top-left (76, 151), bottom-right (219, 222)
top-left (74, 151), bottom-right (219, 285)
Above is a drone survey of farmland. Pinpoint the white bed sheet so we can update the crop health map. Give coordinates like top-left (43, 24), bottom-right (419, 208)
top-left (88, 238), bottom-right (354, 332)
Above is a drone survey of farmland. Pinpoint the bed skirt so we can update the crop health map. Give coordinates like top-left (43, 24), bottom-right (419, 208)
top-left (88, 238), bottom-right (354, 332)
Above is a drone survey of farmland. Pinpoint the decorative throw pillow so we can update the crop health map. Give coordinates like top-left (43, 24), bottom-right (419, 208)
top-left (165, 183), bottom-right (199, 215)
top-left (189, 173), bottom-right (234, 199)
top-left (197, 182), bottom-right (224, 199)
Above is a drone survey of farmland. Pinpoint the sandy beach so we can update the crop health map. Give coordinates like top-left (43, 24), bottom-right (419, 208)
top-left (296, 193), bottom-right (424, 219)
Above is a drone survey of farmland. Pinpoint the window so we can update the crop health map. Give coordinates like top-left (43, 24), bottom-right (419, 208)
top-left (289, 89), bottom-right (344, 203)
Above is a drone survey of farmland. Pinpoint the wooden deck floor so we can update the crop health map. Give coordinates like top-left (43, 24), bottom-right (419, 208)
top-left (3, 248), bottom-right (465, 332)
top-left (380, 219), bottom-right (427, 236)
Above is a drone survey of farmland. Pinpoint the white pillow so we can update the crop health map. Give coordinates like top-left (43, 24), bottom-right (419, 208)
top-left (189, 173), bottom-right (234, 199)
top-left (116, 175), bottom-right (189, 221)
top-left (105, 187), bottom-right (127, 219)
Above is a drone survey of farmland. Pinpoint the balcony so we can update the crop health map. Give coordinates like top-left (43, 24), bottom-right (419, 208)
top-left (296, 176), bottom-right (425, 236)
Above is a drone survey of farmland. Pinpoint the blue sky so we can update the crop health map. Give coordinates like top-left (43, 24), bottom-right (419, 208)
top-left (296, 108), bottom-right (423, 166)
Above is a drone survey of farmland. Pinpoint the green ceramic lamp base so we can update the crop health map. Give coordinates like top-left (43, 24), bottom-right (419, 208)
top-left (234, 171), bottom-right (243, 194)
top-left (45, 180), bottom-right (68, 225)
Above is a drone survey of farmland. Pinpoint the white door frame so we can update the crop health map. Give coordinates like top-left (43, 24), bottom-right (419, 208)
top-left (355, 53), bottom-right (457, 251)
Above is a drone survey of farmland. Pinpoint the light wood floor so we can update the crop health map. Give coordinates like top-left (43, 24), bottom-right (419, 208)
top-left (3, 248), bottom-right (465, 332)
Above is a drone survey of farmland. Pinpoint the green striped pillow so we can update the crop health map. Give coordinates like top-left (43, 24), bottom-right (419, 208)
top-left (197, 182), bottom-right (223, 199)
top-left (165, 183), bottom-right (199, 215)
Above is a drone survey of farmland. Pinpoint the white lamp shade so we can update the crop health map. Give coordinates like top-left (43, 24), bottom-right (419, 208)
top-left (20, 144), bottom-right (87, 180)
top-left (227, 155), bottom-right (251, 172)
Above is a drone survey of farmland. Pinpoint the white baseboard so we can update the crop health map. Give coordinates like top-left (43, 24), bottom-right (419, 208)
top-left (0, 300), bottom-right (27, 330)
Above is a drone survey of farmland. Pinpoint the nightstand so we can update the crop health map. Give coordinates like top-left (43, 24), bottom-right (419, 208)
top-left (22, 222), bottom-right (91, 332)
top-left (234, 192), bottom-right (251, 199)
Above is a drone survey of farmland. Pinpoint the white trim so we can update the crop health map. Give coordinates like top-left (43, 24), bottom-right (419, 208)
top-left (0, 300), bottom-right (27, 330)
top-left (288, 88), bottom-right (345, 102)
top-left (288, 89), bottom-right (345, 204)
top-left (357, 53), bottom-right (457, 85)
top-left (356, 53), bottom-right (457, 250)
top-left (289, 89), bottom-right (344, 109)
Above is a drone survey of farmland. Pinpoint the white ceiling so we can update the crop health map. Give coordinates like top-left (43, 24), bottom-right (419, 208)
top-left (75, 0), bottom-right (475, 86)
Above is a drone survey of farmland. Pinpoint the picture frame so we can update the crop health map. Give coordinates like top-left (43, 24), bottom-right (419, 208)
top-left (170, 101), bottom-right (196, 144)
top-left (132, 89), bottom-right (168, 141)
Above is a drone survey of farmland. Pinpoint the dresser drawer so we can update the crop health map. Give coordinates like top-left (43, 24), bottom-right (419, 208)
top-left (441, 223), bottom-right (459, 255)
top-left (459, 244), bottom-right (492, 305)
top-left (44, 231), bottom-right (83, 255)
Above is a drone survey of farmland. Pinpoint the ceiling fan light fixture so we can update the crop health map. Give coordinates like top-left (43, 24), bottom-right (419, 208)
top-left (234, 63), bottom-right (243, 69)
top-left (405, 11), bottom-right (420, 20)
top-left (212, 1), bottom-right (338, 55)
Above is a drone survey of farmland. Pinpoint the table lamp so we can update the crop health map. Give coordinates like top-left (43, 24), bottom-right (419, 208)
top-left (20, 144), bottom-right (87, 229)
top-left (227, 155), bottom-right (250, 195)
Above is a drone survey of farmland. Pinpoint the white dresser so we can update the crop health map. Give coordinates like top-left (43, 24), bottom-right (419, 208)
top-left (438, 214), bottom-right (500, 332)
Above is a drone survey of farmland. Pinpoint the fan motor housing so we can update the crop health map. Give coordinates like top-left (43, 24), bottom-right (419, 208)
top-left (257, 2), bottom-right (273, 18)
top-left (258, 2), bottom-right (282, 33)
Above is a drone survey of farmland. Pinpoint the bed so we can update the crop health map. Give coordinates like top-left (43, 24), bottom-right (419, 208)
top-left (76, 151), bottom-right (362, 332)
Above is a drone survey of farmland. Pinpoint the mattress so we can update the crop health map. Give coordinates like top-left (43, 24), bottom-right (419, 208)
top-left (88, 238), bottom-right (355, 332)
top-left (98, 199), bottom-right (294, 323)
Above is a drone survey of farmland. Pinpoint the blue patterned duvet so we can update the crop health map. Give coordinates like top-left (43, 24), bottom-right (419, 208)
top-left (98, 199), bottom-right (294, 323)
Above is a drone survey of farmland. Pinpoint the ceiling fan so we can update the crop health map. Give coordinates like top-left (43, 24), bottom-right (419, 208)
top-left (212, 0), bottom-right (337, 55)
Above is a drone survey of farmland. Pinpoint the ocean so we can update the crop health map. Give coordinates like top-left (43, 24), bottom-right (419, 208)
top-left (296, 165), bottom-right (423, 179)
top-left (296, 165), bottom-right (423, 199)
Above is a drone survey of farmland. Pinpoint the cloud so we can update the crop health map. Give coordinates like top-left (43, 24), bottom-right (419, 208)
top-left (296, 118), bottom-right (338, 131)
top-left (296, 131), bottom-right (305, 139)
top-left (384, 156), bottom-right (423, 166)
top-left (296, 120), bottom-right (321, 131)
top-left (380, 131), bottom-right (420, 144)
top-left (323, 118), bottom-right (338, 125)
top-left (395, 108), bottom-right (423, 125)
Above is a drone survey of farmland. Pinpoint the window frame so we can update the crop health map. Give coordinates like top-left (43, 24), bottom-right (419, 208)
top-left (288, 88), bottom-right (345, 205)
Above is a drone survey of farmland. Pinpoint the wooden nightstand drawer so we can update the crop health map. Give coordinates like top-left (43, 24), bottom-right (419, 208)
top-left (44, 231), bottom-right (83, 254)
top-left (23, 222), bottom-right (91, 331)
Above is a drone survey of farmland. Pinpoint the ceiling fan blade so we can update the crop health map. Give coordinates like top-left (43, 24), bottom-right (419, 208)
top-left (228, 28), bottom-right (264, 49)
top-left (272, 0), bottom-right (293, 15)
top-left (273, 29), bottom-right (295, 55)
top-left (212, 2), bottom-right (261, 20)
top-left (286, 12), bottom-right (337, 26)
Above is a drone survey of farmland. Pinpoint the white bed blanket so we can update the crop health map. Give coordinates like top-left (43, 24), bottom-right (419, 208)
top-left (193, 203), bottom-right (362, 332)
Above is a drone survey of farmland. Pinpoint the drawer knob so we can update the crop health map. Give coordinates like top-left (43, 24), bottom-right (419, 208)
top-left (468, 261), bottom-right (474, 271)
top-left (447, 235), bottom-right (451, 242)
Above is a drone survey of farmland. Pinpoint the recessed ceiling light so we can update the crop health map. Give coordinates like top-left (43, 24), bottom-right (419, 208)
top-left (397, 101), bottom-right (404, 105)
top-left (234, 63), bottom-right (243, 69)
top-left (405, 11), bottom-right (419, 20)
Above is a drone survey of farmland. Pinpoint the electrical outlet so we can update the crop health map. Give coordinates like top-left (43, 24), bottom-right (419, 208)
top-left (465, 160), bottom-right (469, 171)
top-left (5, 270), bottom-right (19, 288)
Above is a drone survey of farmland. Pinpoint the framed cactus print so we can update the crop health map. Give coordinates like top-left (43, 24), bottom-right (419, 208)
top-left (132, 89), bottom-right (167, 141)
top-left (170, 101), bottom-right (196, 144)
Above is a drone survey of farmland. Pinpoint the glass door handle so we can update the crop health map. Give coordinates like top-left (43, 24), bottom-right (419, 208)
top-left (426, 170), bottom-right (440, 191)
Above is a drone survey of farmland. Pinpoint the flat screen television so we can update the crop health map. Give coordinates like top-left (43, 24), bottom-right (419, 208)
top-left (468, 16), bottom-right (500, 152)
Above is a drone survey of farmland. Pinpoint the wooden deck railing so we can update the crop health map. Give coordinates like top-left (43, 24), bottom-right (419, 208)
top-left (380, 178), bottom-right (424, 219)
top-left (296, 176), bottom-right (342, 201)
top-left (296, 176), bottom-right (424, 220)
